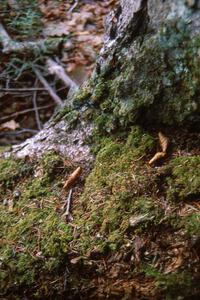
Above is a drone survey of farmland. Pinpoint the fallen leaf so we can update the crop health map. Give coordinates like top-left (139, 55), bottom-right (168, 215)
top-left (149, 132), bottom-right (169, 165)
top-left (158, 132), bottom-right (169, 153)
top-left (63, 166), bottom-right (82, 190)
top-left (149, 152), bottom-right (166, 165)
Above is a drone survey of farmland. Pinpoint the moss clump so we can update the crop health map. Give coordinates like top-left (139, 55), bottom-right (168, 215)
top-left (143, 264), bottom-right (196, 299)
top-left (0, 152), bottom-right (75, 297)
top-left (40, 151), bottom-right (65, 180)
top-left (0, 157), bottom-right (33, 190)
top-left (166, 156), bottom-right (200, 201)
top-left (180, 213), bottom-right (200, 236)
top-left (73, 127), bottom-right (161, 253)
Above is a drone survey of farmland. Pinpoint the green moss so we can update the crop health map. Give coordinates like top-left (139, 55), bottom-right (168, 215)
top-left (0, 157), bottom-right (32, 190)
top-left (143, 264), bottom-right (194, 299)
top-left (180, 213), bottom-right (200, 236)
top-left (40, 151), bottom-right (65, 180)
top-left (0, 153), bottom-right (74, 296)
top-left (73, 87), bottom-right (92, 107)
top-left (90, 82), bottom-right (108, 102)
top-left (166, 156), bottom-right (200, 201)
top-left (73, 128), bottom-right (160, 253)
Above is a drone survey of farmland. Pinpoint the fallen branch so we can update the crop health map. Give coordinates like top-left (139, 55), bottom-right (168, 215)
top-left (0, 88), bottom-right (47, 92)
top-left (0, 105), bottom-right (54, 122)
top-left (0, 22), bottom-right (61, 56)
top-left (32, 79), bottom-right (42, 131)
top-left (47, 58), bottom-right (78, 92)
top-left (33, 67), bottom-right (64, 107)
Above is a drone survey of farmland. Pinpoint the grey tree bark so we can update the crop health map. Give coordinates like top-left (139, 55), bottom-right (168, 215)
top-left (5, 0), bottom-right (200, 164)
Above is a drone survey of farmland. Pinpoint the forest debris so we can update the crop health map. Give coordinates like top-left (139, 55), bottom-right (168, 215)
top-left (63, 167), bottom-right (82, 190)
top-left (33, 67), bottom-right (64, 107)
top-left (70, 256), bottom-right (83, 264)
top-left (158, 132), bottom-right (169, 153)
top-left (32, 80), bottom-right (42, 131)
top-left (8, 199), bottom-right (14, 212)
top-left (0, 22), bottom-right (61, 56)
top-left (62, 189), bottom-right (73, 221)
top-left (149, 132), bottom-right (169, 165)
top-left (0, 120), bottom-right (20, 131)
top-left (47, 58), bottom-right (78, 92)
top-left (149, 152), bottom-right (166, 165)
top-left (129, 213), bottom-right (150, 228)
top-left (134, 236), bottom-right (146, 263)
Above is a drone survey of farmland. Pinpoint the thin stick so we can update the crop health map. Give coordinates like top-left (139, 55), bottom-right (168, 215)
top-left (0, 23), bottom-right (12, 48)
top-left (62, 189), bottom-right (73, 221)
top-left (0, 104), bottom-right (54, 122)
top-left (63, 189), bottom-right (73, 212)
top-left (46, 58), bottom-right (78, 91)
top-left (33, 67), bottom-right (64, 107)
top-left (68, 0), bottom-right (79, 13)
top-left (32, 79), bottom-right (42, 131)
top-left (0, 88), bottom-right (47, 92)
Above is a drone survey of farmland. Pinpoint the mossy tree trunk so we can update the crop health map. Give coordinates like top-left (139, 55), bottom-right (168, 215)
top-left (6, 0), bottom-right (200, 163)
top-left (1, 1), bottom-right (200, 299)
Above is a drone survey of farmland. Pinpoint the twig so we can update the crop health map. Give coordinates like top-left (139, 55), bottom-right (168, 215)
top-left (46, 58), bottom-right (78, 91)
top-left (0, 88), bottom-right (47, 92)
top-left (32, 79), bottom-right (42, 131)
top-left (0, 23), bottom-right (12, 49)
top-left (68, 0), bottom-right (79, 13)
top-left (62, 189), bottom-right (73, 221)
top-left (33, 67), bottom-right (64, 107)
top-left (0, 104), bottom-right (54, 122)
top-left (0, 129), bottom-right (38, 136)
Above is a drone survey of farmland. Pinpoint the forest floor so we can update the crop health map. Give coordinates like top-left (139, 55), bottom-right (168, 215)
top-left (0, 1), bottom-right (200, 299)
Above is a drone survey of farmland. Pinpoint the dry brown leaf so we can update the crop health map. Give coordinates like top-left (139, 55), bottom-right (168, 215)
top-left (158, 132), bottom-right (169, 153)
top-left (149, 152), bottom-right (166, 165)
top-left (63, 167), bottom-right (82, 190)
top-left (149, 132), bottom-right (169, 165)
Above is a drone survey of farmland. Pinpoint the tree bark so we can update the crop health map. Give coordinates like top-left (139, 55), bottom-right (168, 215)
top-left (5, 0), bottom-right (200, 164)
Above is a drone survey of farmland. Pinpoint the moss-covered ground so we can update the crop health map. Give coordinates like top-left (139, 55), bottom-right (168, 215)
top-left (1, 6), bottom-right (200, 300)
top-left (0, 127), bottom-right (200, 299)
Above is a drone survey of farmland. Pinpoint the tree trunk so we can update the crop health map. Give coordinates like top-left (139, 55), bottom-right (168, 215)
top-left (6, 0), bottom-right (200, 164)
